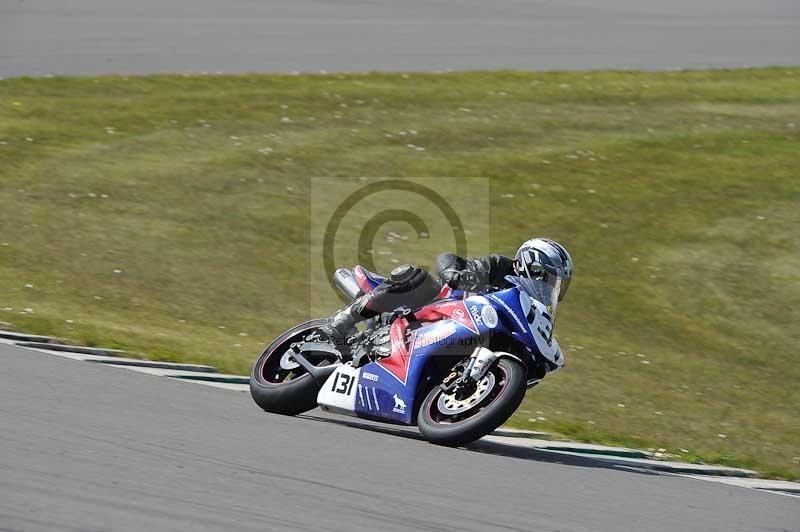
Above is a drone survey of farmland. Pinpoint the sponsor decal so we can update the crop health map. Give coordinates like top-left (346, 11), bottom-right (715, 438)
top-left (448, 301), bottom-right (479, 334)
top-left (488, 294), bottom-right (526, 331)
top-left (469, 304), bottom-right (484, 327)
top-left (392, 393), bottom-right (407, 414)
top-left (413, 321), bottom-right (457, 349)
top-left (481, 305), bottom-right (498, 328)
top-left (362, 372), bottom-right (379, 382)
top-left (417, 301), bottom-right (478, 334)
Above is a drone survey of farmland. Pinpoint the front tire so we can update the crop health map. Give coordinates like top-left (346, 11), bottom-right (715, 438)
top-left (417, 358), bottom-right (527, 446)
top-left (250, 319), bottom-right (334, 416)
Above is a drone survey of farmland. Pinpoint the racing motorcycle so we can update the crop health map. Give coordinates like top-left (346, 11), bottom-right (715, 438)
top-left (250, 265), bottom-right (564, 446)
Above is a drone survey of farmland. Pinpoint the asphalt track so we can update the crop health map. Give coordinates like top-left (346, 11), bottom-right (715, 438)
top-left (2, 342), bottom-right (798, 532)
top-left (2, 0), bottom-right (799, 77)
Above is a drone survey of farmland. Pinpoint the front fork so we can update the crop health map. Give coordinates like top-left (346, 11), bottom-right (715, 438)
top-left (440, 347), bottom-right (498, 394)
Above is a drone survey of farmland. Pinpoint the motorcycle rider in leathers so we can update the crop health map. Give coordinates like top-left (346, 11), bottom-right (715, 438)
top-left (320, 238), bottom-right (573, 346)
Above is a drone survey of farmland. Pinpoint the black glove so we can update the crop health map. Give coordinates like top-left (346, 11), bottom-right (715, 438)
top-left (436, 252), bottom-right (514, 292)
top-left (439, 268), bottom-right (480, 291)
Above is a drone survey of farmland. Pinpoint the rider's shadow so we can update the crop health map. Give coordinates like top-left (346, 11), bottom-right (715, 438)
top-left (298, 412), bottom-right (663, 476)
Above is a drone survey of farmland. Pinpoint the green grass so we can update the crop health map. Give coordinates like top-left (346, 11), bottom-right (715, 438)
top-left (1, 68), bottom-right (798, 479)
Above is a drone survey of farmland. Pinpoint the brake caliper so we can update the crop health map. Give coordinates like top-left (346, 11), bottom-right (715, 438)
top-left (440, 347), bottom-right (498, 394)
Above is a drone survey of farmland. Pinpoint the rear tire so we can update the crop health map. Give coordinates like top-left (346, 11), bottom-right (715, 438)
top-left (250, 319), bottom-right (332, 416)
top-left (417, 358), bottom-right (526, 446)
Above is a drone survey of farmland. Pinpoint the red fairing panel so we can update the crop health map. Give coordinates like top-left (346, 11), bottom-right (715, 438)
top-left (413, 300), bottom-right (478, 334)
top-left (376, 318), bottom-right (414, 384)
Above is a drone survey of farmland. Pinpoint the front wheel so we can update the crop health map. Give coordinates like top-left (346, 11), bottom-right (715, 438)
top-left (417, 358), bottom-right (527, 446)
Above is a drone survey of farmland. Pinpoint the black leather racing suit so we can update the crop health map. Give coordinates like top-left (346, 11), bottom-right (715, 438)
top-left (322, 253), bottom-right (515, 343)
top-left (358, 253), bottom-right (515, 317)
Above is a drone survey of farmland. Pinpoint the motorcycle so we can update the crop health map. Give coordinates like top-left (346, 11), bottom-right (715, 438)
top-left (250, 264), bottom-right (564, 446)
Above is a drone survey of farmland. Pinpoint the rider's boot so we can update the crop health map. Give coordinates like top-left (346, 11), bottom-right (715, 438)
top-left (319, 296), bottom-right (370, 347)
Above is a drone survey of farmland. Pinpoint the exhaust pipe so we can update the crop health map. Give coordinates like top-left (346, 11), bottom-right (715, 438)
top-left (333, 268), bottom-right (362, 301)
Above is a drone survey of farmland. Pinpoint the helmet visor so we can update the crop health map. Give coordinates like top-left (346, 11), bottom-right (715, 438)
top-left (510, 275), bottom-right (561, 319)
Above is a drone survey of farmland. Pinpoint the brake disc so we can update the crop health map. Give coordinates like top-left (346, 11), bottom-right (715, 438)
top-left (437, 372), bottom-right (496, 415)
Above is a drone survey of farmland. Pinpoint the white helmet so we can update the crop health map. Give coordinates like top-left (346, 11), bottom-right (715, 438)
top-left (513, 238), bottom-right (573, 303)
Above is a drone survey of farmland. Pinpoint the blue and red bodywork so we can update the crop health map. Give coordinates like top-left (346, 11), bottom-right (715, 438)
top-left (343, 266), bottom-right (551, 425)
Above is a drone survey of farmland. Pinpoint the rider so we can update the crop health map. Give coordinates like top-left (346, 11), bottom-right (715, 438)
top-left (320, 238), bottom-right (573, 345)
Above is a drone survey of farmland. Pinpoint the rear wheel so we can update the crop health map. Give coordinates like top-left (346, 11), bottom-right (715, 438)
top-left (250, 319), bottom-right (338, 415)
top-left (417, 358), bottom-right (526, 446)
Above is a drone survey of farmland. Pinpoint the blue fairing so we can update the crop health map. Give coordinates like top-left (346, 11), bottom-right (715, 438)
top-left (351, 290), bottom-right (548, 424)
top-left (486, 287), bottom-right (536, 346)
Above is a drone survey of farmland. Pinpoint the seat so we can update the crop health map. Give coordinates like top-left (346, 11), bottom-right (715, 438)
top-left (360, 266), bottom-right (386, 284)
top-left (353, 265), bottom-right (386, 293)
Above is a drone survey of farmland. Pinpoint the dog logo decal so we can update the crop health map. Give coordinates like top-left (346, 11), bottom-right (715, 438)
top-left (392, 393), bottom-right (407, 414)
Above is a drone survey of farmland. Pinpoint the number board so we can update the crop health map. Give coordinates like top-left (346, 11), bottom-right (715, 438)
top-left (317, 364), bottom-right (361, 413)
